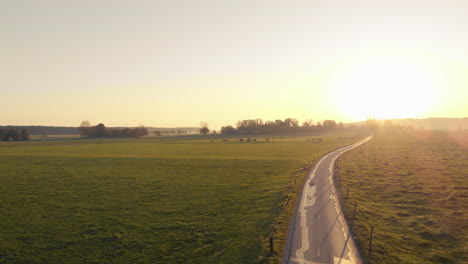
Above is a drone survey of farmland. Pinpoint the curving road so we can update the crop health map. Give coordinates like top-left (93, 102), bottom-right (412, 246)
top-left (282, 135), bottom-right (373, 264)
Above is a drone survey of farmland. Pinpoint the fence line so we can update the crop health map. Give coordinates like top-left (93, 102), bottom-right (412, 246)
top-left (258, 149), bottom-right (376, 263)
top-left (334, 160), bottom-right (378, 264)
top-left (257, 159), bottom-right (314, 263)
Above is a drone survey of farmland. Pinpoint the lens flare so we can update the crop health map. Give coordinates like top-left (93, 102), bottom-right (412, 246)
top-left (329, 54), bottom-right (442, 121)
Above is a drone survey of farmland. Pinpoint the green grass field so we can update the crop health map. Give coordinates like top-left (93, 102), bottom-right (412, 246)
top-left (0, 131), bottom-right (366, 263)
top-left (337, 129), bottom-right (467, 264)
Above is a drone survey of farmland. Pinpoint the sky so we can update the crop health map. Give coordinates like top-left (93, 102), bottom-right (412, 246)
top-left (2, 0), bottom-right (467, 129)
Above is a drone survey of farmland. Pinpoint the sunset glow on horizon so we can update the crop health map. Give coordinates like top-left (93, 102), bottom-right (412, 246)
top-left (1, 0), bottom-right (467, 129)
top-left (327, 50), bottom-right (445, 121)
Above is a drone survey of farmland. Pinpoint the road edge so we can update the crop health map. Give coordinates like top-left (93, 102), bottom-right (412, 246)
top-left (281, 134), bottom-right (373, 264)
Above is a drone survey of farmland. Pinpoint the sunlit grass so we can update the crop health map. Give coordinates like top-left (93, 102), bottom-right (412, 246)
top-left (0, 131), bottom-right (366, 263)
top-left (338, 129), bottom-right (467, 264)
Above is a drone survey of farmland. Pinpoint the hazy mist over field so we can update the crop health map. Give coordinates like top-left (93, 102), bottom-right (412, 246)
top-left (1, 0), bottom-right (468, 129)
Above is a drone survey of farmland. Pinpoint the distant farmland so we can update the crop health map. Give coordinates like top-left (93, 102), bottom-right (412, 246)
top-left (0, 131), bottom-right (366, 263)
top-left (0, 126), bottom-right (200, 136)
top-left (337, 129), bottom-right (467, 264)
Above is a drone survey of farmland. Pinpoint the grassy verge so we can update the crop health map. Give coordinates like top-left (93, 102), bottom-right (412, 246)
top-left (258, 130), bottom-right (370, 264)
top-left (337, 129), bottom-right (467, 264)
top-left (0, 130), bottom-right (366, 263)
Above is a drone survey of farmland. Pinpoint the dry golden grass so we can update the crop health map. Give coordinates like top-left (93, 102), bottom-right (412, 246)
top-left (337, 129), bottom-right (467, 264)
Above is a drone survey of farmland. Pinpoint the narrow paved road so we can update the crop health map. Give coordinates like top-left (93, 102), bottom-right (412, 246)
top-left (283, 135), bottom-right (373, 264)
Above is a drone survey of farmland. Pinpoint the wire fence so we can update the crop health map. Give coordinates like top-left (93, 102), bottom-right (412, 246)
top-left (256, 143), bottom-right (376, 263)
top-left (256, 144), bottom-right (370, 263)
top-left (334, 159), bottom-right (380, 264)
top-left (256, 158), bottom-right (316, 264)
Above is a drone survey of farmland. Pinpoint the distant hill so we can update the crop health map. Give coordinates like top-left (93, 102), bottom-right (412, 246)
top-left (346, 117), bottom-right (468, 130)
top-left (385, 118), bottom-right (468, 130)
top-left (0, 126), bottom-right (200, 135)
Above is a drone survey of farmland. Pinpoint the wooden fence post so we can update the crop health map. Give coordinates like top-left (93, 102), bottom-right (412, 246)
top-left (353, 202), bottom-right (357, 220)
top-left (368, 226), bottom-right (374, 263)
top-left (269, 236), bottom-right (274, 254)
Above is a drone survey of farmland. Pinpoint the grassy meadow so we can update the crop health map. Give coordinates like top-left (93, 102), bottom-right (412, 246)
top-left (0, 131), bottom-right (366, 263)
top-left (337, 129), bottom-right (467, 264)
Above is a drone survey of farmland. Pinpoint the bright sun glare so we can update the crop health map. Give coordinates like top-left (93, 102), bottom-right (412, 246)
top-left (330, 54), bottom-right (442, 121)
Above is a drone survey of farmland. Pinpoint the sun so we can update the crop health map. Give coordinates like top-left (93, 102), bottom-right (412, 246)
top-left (329, 54), bottom-right (442, 121)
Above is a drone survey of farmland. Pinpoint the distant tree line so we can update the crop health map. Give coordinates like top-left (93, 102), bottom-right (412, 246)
top-left (0, 127), bottom-right (30, 141)
top-left (220, 118), bottom-right (345, 135)
top-left (79, 121), bottom-right (148, 138)
top-left (152, 128), bottom-right (191, 136)
top-left (381, 120), bottom-right (419, 130)
top-left (0, 126), bottom-right (77, 136)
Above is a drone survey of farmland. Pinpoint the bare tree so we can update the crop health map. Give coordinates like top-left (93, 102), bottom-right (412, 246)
top-left (79, 120), bottom-right (91, 139)
top-left (323, 120), bottom-right (337, 130)
top-left (20, 129), bottom-right (30, 141)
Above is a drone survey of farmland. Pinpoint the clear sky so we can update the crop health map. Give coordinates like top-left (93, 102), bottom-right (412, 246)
top-left (2, 0), bottom-right (467, 129)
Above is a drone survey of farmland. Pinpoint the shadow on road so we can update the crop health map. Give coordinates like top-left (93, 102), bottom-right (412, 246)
top-left (319, 210), bottom-right (342, 248)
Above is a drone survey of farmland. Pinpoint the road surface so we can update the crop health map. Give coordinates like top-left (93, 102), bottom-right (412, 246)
top-left (283, 135), bottom-right (373, 264)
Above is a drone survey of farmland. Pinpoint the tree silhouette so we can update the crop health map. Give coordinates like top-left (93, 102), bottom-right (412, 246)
top-left (199, 121), bottom-right (209, 135)
top-left (3, 128), bottom-right (18, 141)
top-left (95, 123), bottom-right (106, 137)
top-left (221, 125), bottom-right (236, 135)
top-left (79, 120), bottom-right (91, 138)
top-left (200, 127), bottom-right (209, 135)
top-left (20, 129), bottom-right (30, 141)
